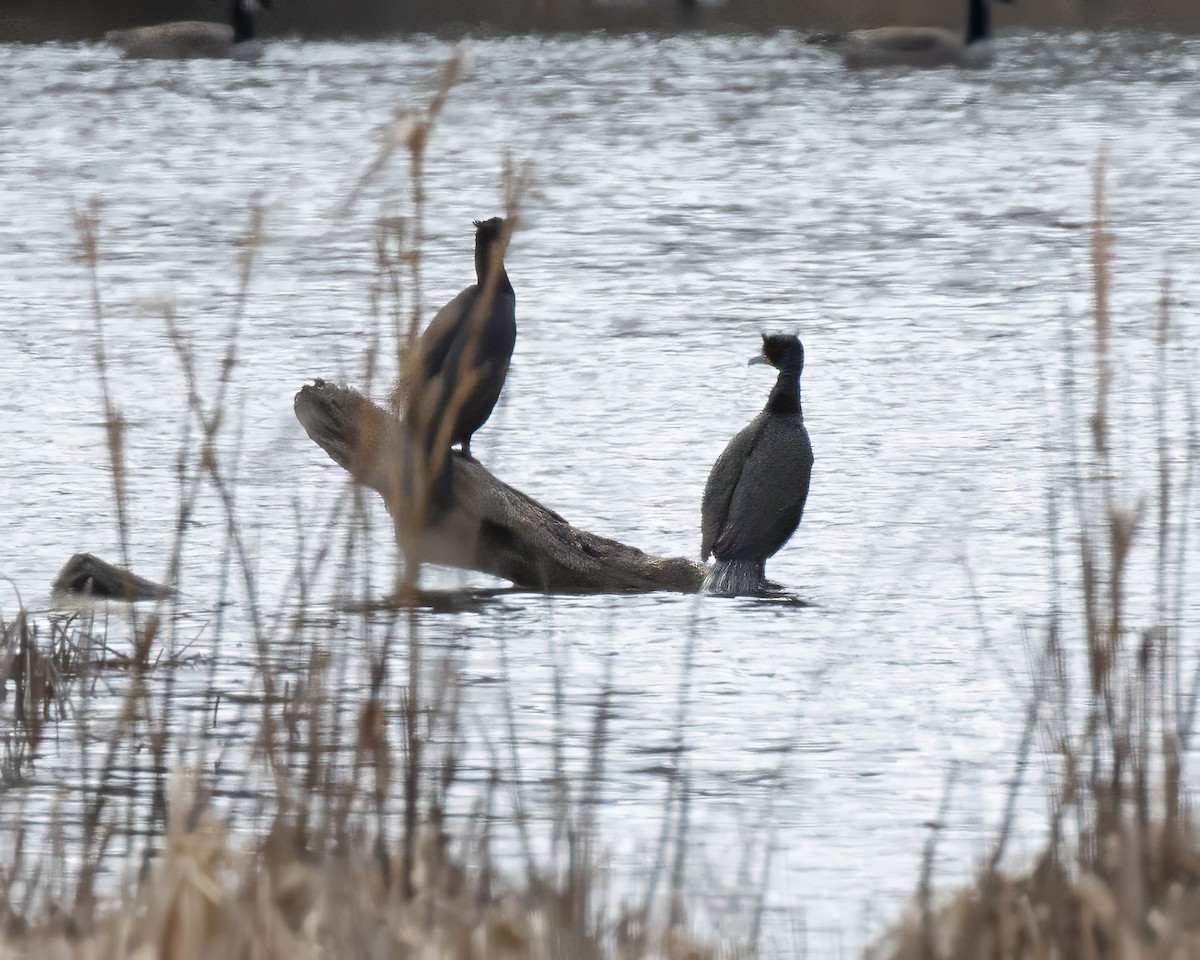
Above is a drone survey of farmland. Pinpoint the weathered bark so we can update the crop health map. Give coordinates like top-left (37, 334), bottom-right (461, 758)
top-left (51, 553), bottom-right (173, 602)
top-left (294, 380), bottom-right (705, 593)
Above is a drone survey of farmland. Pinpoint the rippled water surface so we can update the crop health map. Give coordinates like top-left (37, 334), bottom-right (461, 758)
top-left (2, 30), bottom-right (1200, 953)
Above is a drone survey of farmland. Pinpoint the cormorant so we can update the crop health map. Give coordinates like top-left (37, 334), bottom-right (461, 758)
top-left (700, 333), bottom-right (814, 596)
top-left (395, 217), bottom-right (516, 520)
top-left (403, 217), bottom-right (516, 460)
top-left (105, 0), bottom-right (272, 60)
top-left (810, 0), bottom-right (1013, 69)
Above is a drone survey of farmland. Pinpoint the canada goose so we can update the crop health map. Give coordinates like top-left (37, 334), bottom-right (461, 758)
top-left (701, 334), bottom-right (814, 596)
top-left (104, 0), bottom-right (271, 60)
top-left (814, 0), bottom-right (1013, 69)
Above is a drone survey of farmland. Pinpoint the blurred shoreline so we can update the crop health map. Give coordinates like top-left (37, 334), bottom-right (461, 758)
top-left (3, 0), bottom-right (1200, 43)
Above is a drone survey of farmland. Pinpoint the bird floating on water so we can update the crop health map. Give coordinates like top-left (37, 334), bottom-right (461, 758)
top-left (396, 217), bottom-right (517, 517)
top-left (105, 0), bottom-right (272, 60)
top-left (701, 333), bottom-right (814, 597)
top-left (810, 0), bottom-right (1013, 69)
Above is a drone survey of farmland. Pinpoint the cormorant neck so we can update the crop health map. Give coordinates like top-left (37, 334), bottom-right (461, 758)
top-left (232, 0), bottom-right (256, 42)
top-left (965, 0), bottom-right (991, 45)
top-left (766, 364), bottom-right (802, 416)
top-left (476, 245), bottom-right (513, 294)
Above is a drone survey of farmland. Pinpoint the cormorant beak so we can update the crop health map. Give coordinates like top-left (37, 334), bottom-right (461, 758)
top-left (748, 355), bottom-right (768, 366)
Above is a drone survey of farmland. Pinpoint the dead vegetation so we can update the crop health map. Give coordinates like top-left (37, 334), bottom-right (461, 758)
top-left (870, 164), bottom-right (1200, 959)
top-left (5, 35), bottom-right (1198, 960)
top-left (0, 52), bottom-right (744, 960)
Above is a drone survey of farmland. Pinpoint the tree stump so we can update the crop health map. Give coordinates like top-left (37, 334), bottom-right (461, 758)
top-left (294, 380), bottom-right (705, 594)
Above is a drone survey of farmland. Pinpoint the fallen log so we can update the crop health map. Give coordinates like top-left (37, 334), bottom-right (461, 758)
top-left (294, 380), bottom-right (705, 594)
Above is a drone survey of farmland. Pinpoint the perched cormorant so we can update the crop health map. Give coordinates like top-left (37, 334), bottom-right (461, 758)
top-left (105, 0), bottom-right (271, 60)
top-left (402, 217), bottom-right (516, 461)
top-left (395, 217), bottom-right (516, 520)
top-left (810, 0), bottom-right (1012, 69)
top-left (701, 333), bottom-right (814, 596)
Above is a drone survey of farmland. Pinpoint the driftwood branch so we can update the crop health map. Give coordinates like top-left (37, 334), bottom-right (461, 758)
top-left (294, 380), bottom-right (705, 593)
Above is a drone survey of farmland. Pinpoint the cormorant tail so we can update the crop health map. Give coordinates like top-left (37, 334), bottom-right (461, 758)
top-left (702, 559), bottom-right (765, 597)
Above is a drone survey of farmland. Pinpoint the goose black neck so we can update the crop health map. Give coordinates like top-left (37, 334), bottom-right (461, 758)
top-left (965, 0), bottom-right (991, 45)
top-left (232, 0), bottom-right (256, 42)
top-left (766, 364), bottom-right (802, 416)
top-left (476, 244), bottom-right (513, 294)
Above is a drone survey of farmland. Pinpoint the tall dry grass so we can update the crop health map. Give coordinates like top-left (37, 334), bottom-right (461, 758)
top-left (0, 51), bottom-right (744, 960)
top-left (869, 164), bottom-right (1200, 959)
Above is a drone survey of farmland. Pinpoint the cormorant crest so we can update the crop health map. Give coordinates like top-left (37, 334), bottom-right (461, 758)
top-left (760, 332), bottom-right (804, 370)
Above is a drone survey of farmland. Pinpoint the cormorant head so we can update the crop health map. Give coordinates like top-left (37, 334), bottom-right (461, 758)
top-left (750, 333), bottom-right (804, 371)
top-left (473, 217), bottom-right (507, 244)
top-left (473, 217), bottom-right (509, 282)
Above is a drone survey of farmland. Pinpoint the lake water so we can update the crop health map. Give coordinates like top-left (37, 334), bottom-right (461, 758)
top-left (1, 29), bottom-right (1198, 954)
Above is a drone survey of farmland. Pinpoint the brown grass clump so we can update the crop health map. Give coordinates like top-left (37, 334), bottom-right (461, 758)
top-left (0, 775), bottom-right (720, 960)
top-left (875, 842), bottom-right (1200, 960)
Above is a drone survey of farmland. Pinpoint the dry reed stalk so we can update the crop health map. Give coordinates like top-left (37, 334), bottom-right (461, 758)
top-left (341, 54), bottom-right (536, 903)
top-left (1, 44), bottom-right (743, 960)
top-left (870, 160), bottom-right (1200, 960)
top-left (74, 202), bottom-right (132, 581)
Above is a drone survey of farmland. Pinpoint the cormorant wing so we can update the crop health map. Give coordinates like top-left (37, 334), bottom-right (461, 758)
top-left (711, 419), bottom-right (813, 562)
top-left (701, 416), bottom-right (767, 561)
top-left (419, 285), bottom-right (480, 380)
